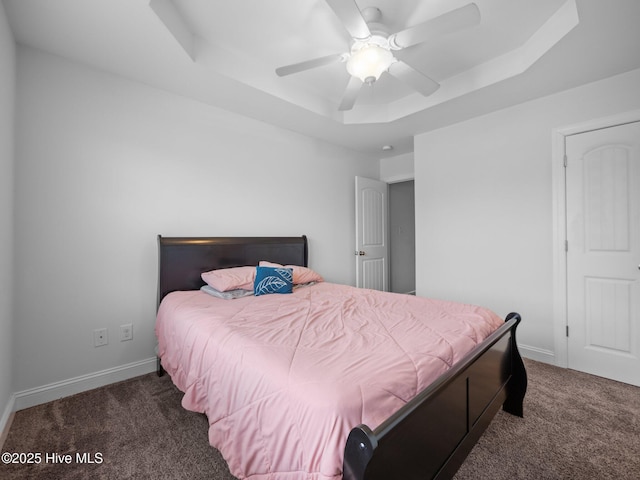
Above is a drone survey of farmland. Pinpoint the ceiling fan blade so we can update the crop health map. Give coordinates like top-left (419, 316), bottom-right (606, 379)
top-left (338, 76), bottom-right (363, 111)
top-left (390, 3), bottom-right (480, 49)
top-left (388, 61), bottom-right (440, 97)
top-left (276, 53), bottom-right (344, 77)
top-left (325, 0), bottom-right (371, 40)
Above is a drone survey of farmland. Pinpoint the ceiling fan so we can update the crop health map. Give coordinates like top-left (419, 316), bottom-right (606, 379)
top-left (275, 1), bottom-right (480, 111)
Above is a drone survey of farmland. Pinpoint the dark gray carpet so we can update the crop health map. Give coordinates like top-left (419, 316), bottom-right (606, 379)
top-left (454, 360), bottom-right (640, 480)
top-left (1, 372), bottom-right (235, 479)
top-left (2, 359), bottom-right (638, 479)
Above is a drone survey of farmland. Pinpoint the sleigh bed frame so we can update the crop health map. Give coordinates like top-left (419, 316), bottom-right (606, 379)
top-left (156, 234), bottom-right (527, 480)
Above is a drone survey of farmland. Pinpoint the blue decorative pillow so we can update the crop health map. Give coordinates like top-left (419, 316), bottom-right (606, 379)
top-left (254, 266), bottom-right (293, 296)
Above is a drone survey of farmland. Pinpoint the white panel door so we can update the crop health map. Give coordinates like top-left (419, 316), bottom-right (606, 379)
top-left (566, 121), bottom-right (640, 386)
top-left (355, 176), bottom-right (388, 290)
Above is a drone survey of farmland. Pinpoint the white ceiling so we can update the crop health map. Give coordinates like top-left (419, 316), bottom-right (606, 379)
top-left (4, 0), bottom-right (640, 157)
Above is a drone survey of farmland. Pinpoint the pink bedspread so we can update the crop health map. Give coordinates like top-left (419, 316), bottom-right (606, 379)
top-left (155, 282), bottom-right (503, 480)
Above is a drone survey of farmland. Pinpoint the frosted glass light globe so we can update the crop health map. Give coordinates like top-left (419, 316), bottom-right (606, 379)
top-left (346, 44), bottom-right (395, 84)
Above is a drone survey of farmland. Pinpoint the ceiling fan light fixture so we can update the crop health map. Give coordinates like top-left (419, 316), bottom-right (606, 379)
top-left (346, 43), bottom-right (395, 84)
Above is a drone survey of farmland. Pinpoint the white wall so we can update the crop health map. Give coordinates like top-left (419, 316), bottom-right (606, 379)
top-left (415, 67), bottom-right (640, 362)
top-left (0, 1), bottom-right (16, 435)
top-left (12, 46), bottom-right (378, 395)
top-left (380, 152), bottom-right (414, 183)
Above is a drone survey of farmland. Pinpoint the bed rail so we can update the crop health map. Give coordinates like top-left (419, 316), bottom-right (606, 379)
top-left (343, 312), bottom-right (526, 480)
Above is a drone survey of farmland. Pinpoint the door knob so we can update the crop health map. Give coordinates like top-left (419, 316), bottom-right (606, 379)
top-left (355, 251), bottom-right (366, 256)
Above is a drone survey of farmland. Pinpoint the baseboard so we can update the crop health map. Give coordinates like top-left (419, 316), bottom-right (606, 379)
top-left (519, 344), bottom-right (556, 365)
top-left (0, 394), bottom-right (16, 450)
top-left (14, 357), bottom-right (157, 411)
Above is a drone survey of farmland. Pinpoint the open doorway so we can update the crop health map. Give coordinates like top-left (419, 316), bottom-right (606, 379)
top-left (389, 180), bottom-right (415, 294)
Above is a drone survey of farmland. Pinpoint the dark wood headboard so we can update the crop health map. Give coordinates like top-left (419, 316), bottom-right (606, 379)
top-left (157, 235), bottom-right (308, 308)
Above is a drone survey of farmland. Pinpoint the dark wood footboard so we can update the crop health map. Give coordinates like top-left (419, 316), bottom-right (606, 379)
top-left (343, 312), bottom-right (526, 480)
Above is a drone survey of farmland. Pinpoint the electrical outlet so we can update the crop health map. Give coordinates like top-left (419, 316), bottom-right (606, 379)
top-left (120, 323), bottom-right (133, 342)
top-left (93, 328), bottom-right (108, 347)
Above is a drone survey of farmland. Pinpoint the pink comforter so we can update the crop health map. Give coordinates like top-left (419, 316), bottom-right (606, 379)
top-left (155, 282), bottom-right (503, 480)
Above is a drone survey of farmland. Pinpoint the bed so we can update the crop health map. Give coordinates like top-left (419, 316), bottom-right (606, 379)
top-left (155, 235), bottom-right (527, 480)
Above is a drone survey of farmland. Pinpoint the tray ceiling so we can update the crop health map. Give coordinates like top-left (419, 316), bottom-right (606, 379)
top-left (4, 0), bottom-right (640, 156)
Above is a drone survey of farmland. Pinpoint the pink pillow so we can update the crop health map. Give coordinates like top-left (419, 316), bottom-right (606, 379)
top-left (259, 261), bottom-right (323, 284)
top-left (201, 266), bottom-right (255, 292)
